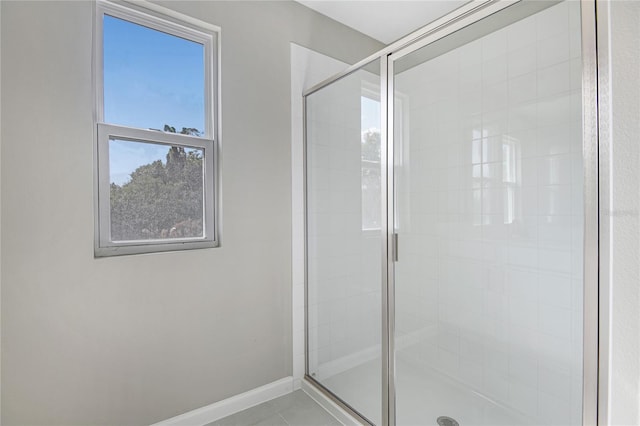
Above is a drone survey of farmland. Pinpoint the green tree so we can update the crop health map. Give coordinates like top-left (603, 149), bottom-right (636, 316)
top-left (163, 124), bottom-right (201, 137)
top-left (110, 125), bottom-right (204, 241)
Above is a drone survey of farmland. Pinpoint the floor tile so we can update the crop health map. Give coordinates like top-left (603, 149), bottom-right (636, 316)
top-left (208, 390), bottom-right (340, 426)
top-left (253, 413), bottom-right (290, 426)
top-left (279, 402), bottom-right (342, 426)
top-left (208, 400), bottom-right (279, 426)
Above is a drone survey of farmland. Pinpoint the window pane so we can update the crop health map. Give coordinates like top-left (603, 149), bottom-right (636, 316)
top-left (109, 138), bottom-right (204, 241)
top-left (103, 15), bottom-right (205, 136)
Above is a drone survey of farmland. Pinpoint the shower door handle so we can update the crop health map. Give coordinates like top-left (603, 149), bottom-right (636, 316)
top-left (392, 233), bottom-right (399, 262)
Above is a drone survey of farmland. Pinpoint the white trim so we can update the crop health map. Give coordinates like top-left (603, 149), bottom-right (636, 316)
top-left (301, 378), bottom-right (364, 426)
top-left (120, 0), bottom-right (221, 34)
top-left (151, 377), bottom-right (294, 426)
top-left (0, 0), bottom-right (3, 420)
top-left (97, 1), bottom-right (214, 56)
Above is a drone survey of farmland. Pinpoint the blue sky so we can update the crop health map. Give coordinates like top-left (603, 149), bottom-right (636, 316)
top-left (103, 14), bottom-right (204, 185)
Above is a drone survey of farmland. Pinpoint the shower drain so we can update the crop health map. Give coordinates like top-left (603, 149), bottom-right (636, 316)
top-left (436, 416), bottom-right (459, 426)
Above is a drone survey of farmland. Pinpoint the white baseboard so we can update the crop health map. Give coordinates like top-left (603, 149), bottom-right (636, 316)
top-left (301, 378), bottom-right (364, 426)
top-left (151, 377), bottom-right (294, 426)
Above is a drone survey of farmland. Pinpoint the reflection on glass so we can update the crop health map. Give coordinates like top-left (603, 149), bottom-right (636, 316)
top-left (361, 95), bottom-right (381, 230)
top-left (109, 138), bottom-right (204, 241)
top-left (502, 136), bottom-right (521, 224)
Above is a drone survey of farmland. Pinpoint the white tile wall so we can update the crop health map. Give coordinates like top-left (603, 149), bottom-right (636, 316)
top-left (393, 2), bottom-right (583, 424)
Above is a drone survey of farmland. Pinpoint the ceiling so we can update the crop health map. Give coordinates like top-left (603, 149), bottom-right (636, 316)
top-left (297, 1), bottom-right (468, 45)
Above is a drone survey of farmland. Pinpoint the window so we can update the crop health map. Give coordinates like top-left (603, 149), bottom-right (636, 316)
top-left (94, 1), bottom-right (219, 256)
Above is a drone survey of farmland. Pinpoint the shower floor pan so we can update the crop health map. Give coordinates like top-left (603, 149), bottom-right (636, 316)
top-left (318, 355), bottom-right (536, 426)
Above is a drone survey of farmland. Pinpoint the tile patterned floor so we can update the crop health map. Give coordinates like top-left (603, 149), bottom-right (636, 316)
top-left (207, 390), bottom-right (342, 426)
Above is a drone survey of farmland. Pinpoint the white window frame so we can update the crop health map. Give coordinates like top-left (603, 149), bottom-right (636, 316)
top-left (94, 0), bottom-right (220, 257)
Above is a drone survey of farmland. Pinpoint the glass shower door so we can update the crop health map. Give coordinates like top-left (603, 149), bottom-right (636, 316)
top-left (305, 58), bottom-right (382, 425)
top-left (391, 2), bottom-right (585, 425)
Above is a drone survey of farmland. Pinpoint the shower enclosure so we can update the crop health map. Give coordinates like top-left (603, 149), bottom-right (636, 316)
top-left (304, 1), bottom-right (598, 425)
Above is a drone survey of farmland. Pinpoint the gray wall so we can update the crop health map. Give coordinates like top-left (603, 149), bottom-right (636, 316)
top-left (0, 1), bottom-right (381, 424)
top-left (601, 1), bottom-right (640, 424)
